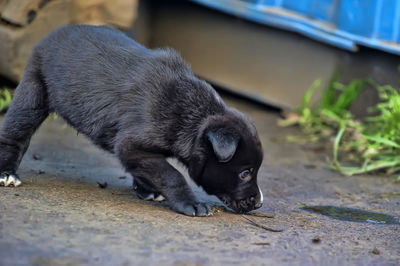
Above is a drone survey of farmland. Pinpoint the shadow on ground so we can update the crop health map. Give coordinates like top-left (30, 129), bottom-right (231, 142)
top-left (0, 96), bottom-right (399, 265)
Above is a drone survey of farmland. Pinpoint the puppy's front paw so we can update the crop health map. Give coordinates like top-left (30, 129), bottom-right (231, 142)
top-left (0, 172), bottom-right (22, 187)
top-left (170, 201), bottom-right (212, 217)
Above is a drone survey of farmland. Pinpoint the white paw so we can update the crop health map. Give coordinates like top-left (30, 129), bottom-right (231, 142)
top-left (0, 173), bottom-right (22, 187)
top-left (141, 193), bottom-right (155, 201)
top-left (140, 192), bottom-right (165, 202)
top-left (153, 194), bottom-right (165, 202)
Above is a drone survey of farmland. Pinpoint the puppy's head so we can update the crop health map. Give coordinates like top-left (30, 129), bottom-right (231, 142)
top-left (189, 110), bottom-right (264, 213)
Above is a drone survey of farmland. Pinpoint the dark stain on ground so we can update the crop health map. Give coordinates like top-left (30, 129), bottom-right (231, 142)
top-left (301, 205), bottom-right (400, 224)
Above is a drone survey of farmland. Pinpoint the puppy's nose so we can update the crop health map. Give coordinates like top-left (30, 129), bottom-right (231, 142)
top-left (255, 201), bottom-right (263, 209)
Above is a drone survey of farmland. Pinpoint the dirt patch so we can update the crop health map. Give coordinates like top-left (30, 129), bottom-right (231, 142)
top-left (0, 97), bottom-right (399, 265)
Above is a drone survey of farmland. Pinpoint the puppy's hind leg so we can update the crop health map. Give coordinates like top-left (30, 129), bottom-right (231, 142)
top-left (0, 56), bottom-right (49, 187)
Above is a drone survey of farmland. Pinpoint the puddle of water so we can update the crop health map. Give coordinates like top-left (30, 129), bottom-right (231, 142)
top-left (301, 205), bottom-right (399, 224)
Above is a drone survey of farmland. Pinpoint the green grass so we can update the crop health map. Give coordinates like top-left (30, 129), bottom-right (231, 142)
top-left (0, 87), bottom-right (58, 119)
top-left (48, 112), bottom-right (59, 120)
top-left (330, 85), bottom-right (400, 177)
top-left (280, 75), bottom-right (400, 179)
top-left (0, 87), bottom-right (12, 112)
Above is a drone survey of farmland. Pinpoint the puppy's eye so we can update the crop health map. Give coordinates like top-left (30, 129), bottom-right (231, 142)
top-left (239, 169), bottom-right (251, 181)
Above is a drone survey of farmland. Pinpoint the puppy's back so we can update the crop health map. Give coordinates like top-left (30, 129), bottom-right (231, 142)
top-left (36, 24), bottom-right (149, 92)
top-left (25, 25), bottom-right (224, 153)
top-left (28, 25), bottom-right (155, 148)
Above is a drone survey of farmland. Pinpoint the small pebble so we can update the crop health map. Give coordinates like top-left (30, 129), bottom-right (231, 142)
top-left (371, 248), bottom-right (380, 255)
top-left (97, 181), bottom-right (108, 189)
top-left (312, 236), bottom-right (321, 244)
top-left (32, 154), bottom-right (42, 160)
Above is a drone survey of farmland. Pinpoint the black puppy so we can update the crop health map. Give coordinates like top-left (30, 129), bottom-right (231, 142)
top-left (0, 25), bottom-right (263, 216)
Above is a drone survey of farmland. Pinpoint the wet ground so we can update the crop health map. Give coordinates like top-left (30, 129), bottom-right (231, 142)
top-left (0, 96), bottom-right (399, 265)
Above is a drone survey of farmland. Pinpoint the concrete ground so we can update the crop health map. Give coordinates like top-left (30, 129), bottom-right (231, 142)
top-left (0, 96), bottom-right (399, 266)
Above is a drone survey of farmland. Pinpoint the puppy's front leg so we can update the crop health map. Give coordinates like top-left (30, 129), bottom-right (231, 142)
top-left (117, 140), bottom-right (211, 216)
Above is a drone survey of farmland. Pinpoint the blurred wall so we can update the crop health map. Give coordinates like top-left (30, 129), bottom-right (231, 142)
top-left (0, 0), bottom-right (138, 82)
top-left (133, 0), bottom-right (400, 111)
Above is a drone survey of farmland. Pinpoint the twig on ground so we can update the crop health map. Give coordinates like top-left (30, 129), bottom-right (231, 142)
top-left (248, 211), bottom-right (275, 218)
top-left (252, 242), bottom-right (271, 246)
top-left (241, 215), bottom-right (283, 232)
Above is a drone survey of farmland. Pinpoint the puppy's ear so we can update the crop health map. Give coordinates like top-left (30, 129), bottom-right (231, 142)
top-left (206, 127), bottom-right (240, 162)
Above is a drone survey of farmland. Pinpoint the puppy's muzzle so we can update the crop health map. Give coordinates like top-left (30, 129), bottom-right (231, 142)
top-left (220, 187), bottom-right (263, 213)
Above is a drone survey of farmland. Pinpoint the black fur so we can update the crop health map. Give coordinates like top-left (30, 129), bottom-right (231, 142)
top-left (0, 25), bottom-right (264, 216)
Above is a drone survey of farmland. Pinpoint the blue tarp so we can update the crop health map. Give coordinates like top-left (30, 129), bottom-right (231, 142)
top-left (191, 0), bottom-right (400, 55)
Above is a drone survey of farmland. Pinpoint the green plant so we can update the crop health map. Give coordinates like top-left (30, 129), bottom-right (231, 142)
top-left (280, 75), bottom-right (400, 178)
top-left (330, 85), bottom-right (400, 177)
top-left (280, 74), bottom-right (368, 137)
top-left (48, 112), bottom-right (59, 120)
top-left (0, 87), bottom-right (12, 112)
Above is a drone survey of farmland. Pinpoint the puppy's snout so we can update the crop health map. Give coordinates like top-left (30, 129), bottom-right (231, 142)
top-left (254, 197), bottom-right (262, 209)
